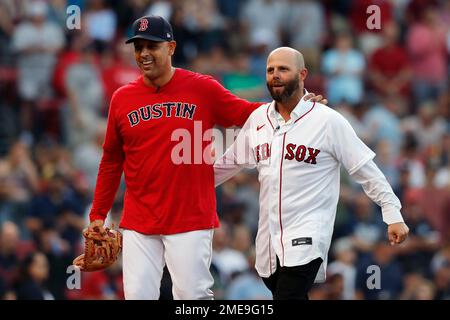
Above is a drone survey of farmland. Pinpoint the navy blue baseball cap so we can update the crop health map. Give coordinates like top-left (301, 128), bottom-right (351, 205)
top-left (125, 15), bottom-right (174, 44)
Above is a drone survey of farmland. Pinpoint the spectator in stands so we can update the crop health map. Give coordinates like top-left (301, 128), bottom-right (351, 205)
top-left (100, 39), bottom-right (140, 107)
top-left (34, 227), bottom-right (71, 299)
top-left (405, 0), bottom-right (440, 24)
top-left (0, 141), bottom-right (39, 226)
top-left (0, 0), bottom-right (14, 65)
top-left (47, 0), bottom-right (70, 29)
top-left (405, 164), bottom-right (450, 242)
top-left (212, 221), bottom-right (248, 286)
top-left (349, 0), bottom-right (394, 56)
top-left (225, 247), bottom-right (272, 300)
top-left (0, 222), bottom-right (21, 292)
top-left (14, 251), bottom-right (54, 300)
top-left (363, 95), bottom-right (404, 155)
top-left (26, 171), bottom-right (84, 248)
top-left (145, 0), bottom-right (173, 21)
top-left (327, 237), bottom-right (357, 300)
top-left (355, 240), bottom-right (404, 299)
top-left (240, 0), bottom-right (287, 51)
top-left (0, 275), bottom-right (9, 299)
top-left (369, 22), bottom-right (411, 105)
top-left (347, 193), bottom-right (385, 255)
top-left (407, 5), bottom-right (448, 106)
top-left (401, 100), bottom-right (447, 153)
top-left (397, 134), bottom-right (426, 188)
top-left (284, 0), bottom-right (326, 74)
top-left (62, 43), bottom-right (104, 149)
top-left (434, 132), bottom-right (450, 188)
top-left (392, 162), bottom-right (412, 206)
top-left (11, 0), bottom-right (65, 139)
top-left (227, 172), bottom-right (261, 239)
top-left (76, 257), bottom-right (124, 299)
top-left (399, 273), bottom-right (436, 300)
top-left (322, 32), bottom-right (365, 106)
top-left (73, 120), bottom-right (107, 194)
top-left (180, 0), bottom-right (226, 53)
top-left (84, 0), bottom-right (117, 53)
top-left (430, 244), bottom-right (450, 299)
top-left (395, 191), bottom-right (441, 276)
top-left (373, 139), bottom-right (400, 188)
top-left (247, 29), bottom-right (274, 81)
top-left (230, 224), bottom-right (252, 255)
top-left (218, 51), bottom-right (267, 102)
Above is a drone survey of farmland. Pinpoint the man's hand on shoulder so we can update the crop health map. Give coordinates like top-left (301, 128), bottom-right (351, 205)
top-left (304, 92), bottom-right (328, 105)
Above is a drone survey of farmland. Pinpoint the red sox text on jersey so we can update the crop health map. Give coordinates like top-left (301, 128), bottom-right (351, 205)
top-left (255, 143), bottom-right (321, 164)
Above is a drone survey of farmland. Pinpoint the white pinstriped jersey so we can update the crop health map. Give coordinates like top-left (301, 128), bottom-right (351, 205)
top-left (214, 93), bottom-right (404, 282)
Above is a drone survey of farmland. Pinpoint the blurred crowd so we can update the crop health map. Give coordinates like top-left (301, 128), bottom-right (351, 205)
top-left (0, 0), bottom-right (449, 300)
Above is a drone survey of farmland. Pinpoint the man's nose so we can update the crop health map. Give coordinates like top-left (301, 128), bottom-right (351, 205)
top-left (272, 71), bottom-right (280, 80)
top-left (140, 47), bottom-right (151, 58)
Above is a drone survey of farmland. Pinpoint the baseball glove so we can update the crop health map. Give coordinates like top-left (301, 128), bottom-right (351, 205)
top-left (73, 225), bottom-right (123, 272)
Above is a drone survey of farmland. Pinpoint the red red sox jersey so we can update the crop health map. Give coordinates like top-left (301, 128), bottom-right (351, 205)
top-left (214, 93), bottom-right (404, 282)
top-left (89, 68), bottom-right (261, 234)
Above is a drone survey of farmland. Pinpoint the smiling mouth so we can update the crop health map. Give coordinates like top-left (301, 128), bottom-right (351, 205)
top-left (141, 60), bottom-right (154, 69)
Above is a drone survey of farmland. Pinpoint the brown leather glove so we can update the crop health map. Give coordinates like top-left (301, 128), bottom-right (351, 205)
top-left (73, 226), bottom-right (122, 272)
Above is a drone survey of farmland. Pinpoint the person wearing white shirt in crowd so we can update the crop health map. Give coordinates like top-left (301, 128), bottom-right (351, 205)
top-left (214, 47), bottom-right (409, 300)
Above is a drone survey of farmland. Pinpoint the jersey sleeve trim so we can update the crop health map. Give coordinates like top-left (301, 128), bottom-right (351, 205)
top-left (347, 152), bottom-right (376, 175)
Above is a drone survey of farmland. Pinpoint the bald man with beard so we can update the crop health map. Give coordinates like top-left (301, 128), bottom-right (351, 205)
top-left (214, 47), bottom-right (409, 300)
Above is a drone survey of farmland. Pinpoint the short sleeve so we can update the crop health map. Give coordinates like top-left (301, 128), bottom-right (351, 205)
top-left (327, 111), bottom-right (375, 175)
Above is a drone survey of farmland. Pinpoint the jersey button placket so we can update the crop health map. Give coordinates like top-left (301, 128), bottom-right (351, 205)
top-left (269, 127), bottom-right (286, 267)
top-left (278, 131), bottom-right (287, 266)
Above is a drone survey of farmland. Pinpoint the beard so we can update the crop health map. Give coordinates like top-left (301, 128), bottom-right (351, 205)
top-left (267, 74), bottom-right (300, 103)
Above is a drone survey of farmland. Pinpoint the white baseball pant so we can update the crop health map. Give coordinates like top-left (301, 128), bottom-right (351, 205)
top-left (122, 228), bottom-right (214, 300)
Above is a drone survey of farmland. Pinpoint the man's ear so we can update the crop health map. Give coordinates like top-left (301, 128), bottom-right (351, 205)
top-left (300, 68), bottom-right (308, 81)
top-left (168, 41), bottom-right (177, 56)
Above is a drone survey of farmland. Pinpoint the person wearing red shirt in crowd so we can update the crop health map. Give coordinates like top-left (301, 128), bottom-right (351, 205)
top-left (406, 5), bottom-right (448, 105)
top-left (79, 264), bottom-right (124, 300)
top-left (100, 40), bottom-right (141, 114)
top-left (369, 22), bottom-right (412, 101)
top-left (405, 0), bottom-right (439, 23)
top-left (349, 0), bottom-right (394, 55)
top-left (85, 15), bottom-right (325, 300)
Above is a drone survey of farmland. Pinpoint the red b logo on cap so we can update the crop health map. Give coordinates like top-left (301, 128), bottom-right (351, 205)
top-left (138, 18), bottom-right (148, 31)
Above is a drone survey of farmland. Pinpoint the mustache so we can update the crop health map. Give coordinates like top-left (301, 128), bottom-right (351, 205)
top-left (266, 76), bottom-right (300, 102)
top-left (269, 82), bottom-right (284, 87)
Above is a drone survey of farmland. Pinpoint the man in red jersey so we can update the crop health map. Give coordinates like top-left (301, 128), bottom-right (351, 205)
top-left (85, 15), bottom-right (326, 299)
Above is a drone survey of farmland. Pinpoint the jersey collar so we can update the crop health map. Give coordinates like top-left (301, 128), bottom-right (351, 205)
top-left (268, 88), bottom-right (314, 125)
top-left (140, 67), bottom-right (179, 93)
